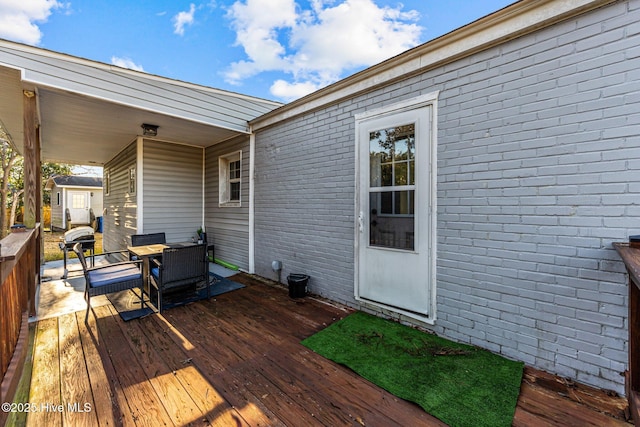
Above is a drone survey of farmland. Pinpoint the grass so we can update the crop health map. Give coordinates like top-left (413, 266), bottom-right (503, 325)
top-left (302, 312), bottom-right (524, 427)
top-left (42, 230), bottom-right (103, 262)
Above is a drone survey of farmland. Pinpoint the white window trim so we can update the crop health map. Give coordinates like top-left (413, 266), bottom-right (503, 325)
top-left (219, 150), bottom-right (242, 207)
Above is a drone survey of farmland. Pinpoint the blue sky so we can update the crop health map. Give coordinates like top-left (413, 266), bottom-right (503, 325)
top-left (1, 0), bottom-right (515, 102)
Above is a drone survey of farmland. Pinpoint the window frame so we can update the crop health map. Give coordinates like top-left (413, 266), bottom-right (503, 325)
top-left (105, 169), bottom-right (110, 196)
top-left (128, 166), bottom-right (136, 195)
top-left (219, 150), bottom-right (242, 207)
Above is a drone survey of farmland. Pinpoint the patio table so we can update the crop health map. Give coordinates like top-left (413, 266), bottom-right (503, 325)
top-left (127, 244), bottom-right (168, 295)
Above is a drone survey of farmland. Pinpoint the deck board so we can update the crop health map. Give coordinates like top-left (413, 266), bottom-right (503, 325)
top-left (75, 310), bottom-right (129, 427)
top-left (58, 312), bottom-right (98, 427)
top-left (153, 309), bottom-right (286, 427)
top-left (28, 317), bottom-right (62, 427)
top-left (136, 315), bottom-right (245, 427)
top-left (22, 273), bottom-right (631, 426)
top-left (164, 302), bottom-right (305, 426)
top-left (91, 305), bottom-right (174, 427)
top-left (107, 304), bottom-right (208, 427)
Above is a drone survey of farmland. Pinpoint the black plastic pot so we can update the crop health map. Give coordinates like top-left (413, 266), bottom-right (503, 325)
top-left (287, 274), bottom-right (309, 298)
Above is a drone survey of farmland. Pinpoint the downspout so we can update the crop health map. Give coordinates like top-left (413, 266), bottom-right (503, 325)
top-left (248, 127), bottom-right (255, 274)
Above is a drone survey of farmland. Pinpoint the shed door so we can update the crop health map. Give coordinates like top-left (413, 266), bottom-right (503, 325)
top-left (356, 106), bottom-right (434, 318)
top-left (68, 191), bottom-right (90, 224)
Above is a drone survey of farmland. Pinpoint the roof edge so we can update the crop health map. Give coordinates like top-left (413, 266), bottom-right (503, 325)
top-left (251, 0), bottom-right (617, 130)
top-left (0, 38), bottom-right (283, 108)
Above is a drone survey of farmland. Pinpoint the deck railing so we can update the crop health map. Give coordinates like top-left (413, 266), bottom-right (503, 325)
top-left (0, 226), bottom-right (39, 413)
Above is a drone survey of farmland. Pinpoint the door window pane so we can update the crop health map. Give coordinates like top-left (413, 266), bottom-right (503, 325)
top-left (369, 191), bottom-right (415, 251)
top-left (381, 164), bottom-right (392, 186)
top-left (72, 194), bottom-right (85, 209)
top-left (394, 190), bottom-right (414, 215)
top-left (395, 138), bottom-right (409, 160)
top-left (395, 162), bottom-right (408, 186)
top-left (368, 123), bottom-right (416, 251)
top-left (369, 124), bottom-right (415, 188)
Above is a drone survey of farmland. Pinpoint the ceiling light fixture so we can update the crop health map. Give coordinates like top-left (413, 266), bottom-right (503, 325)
top-left (141, 123), bottom-right (159, 137)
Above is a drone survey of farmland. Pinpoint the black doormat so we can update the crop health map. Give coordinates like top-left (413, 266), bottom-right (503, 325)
top-left (107, 273), bottom-right (245, 321)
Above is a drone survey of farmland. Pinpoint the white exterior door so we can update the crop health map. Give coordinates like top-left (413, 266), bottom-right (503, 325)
top-left (356, 98), bottom-right (436, 321)
top-left (68, 191), bottom-right (90, 224)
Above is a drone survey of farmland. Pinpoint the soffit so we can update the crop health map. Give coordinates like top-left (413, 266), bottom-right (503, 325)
top-left (0, 66), bottom-right (23, 148)
top-left (37, 87), bottom-right (242, 165)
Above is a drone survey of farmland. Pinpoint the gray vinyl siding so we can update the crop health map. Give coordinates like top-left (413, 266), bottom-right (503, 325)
top-left (142, 139), bottom-right (203, 243)
top-left (204, 135), bottom-right (250, 271)
top-left (89, 190), bottom-right (103, 222)
top-left (103, 142), bottom-right (137, 253)
top-left (50, 189), bottom-right (63, 230)
top-left (253, 1), bottom-right (639, 394)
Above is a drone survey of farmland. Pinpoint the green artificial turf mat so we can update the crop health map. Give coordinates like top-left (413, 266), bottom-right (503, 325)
top-left (301, 312), bottom-right (523, 427)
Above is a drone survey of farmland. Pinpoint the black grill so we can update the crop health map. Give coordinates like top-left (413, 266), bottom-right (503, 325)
top-left (59, 226), bottom-right (95, 279)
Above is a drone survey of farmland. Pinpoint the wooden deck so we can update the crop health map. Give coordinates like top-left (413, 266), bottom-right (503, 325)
top-left (13, 274), bottom-right (632, 426)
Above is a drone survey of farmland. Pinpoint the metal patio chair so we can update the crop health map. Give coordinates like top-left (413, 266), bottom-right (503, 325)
top-left (73, 242), bottom-right (145, 322)
top-left (131, 232), bottom-right (166, 247)
top-left (130, 232), bottom-right (167, 263)
top-left (149, 243), bottom-right (208, 312)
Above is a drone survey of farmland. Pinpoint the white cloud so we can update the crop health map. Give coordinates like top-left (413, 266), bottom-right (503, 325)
top-left (224, 0), bottom-right (422, 101)
top-left (225, 0), bottom-right (296, 78)
top-left (111, 56), bottom-right (145, 72)
top-left (173, 3), bottom-right (196, 36)
top-left (270, 79), bottom-right (321, 102)
top-left (0, 0), bottom-right (63, 45)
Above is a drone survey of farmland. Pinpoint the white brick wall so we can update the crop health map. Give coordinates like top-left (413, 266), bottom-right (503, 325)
top-left (254, 1), bottom-right (639, 393)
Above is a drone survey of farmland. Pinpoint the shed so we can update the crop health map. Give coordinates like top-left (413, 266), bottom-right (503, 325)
top-left (45, 175), bottom-right (103, 230)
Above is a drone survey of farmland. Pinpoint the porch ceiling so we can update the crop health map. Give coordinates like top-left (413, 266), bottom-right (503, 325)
top-left (0, 39), bottom-right (282, 166)
top-left (0, 66), bottom-right (24, 149)
top-left (36, 87), bottom-right (242, 165)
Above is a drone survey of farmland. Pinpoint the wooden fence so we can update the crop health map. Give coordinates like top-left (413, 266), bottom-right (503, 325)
top-left (0, 226), bottom-right (38, 417)
top-left (5, 207), bottom-right (50, 230)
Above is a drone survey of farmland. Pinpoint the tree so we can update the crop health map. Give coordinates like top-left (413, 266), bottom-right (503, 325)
top-left (41, 163), bottom-right (73, 205)
top-left (0, 140), bottom-right (20, 239)
top-left (0, 137), bottom-right (74, 237)
top-left (8, 156), bottom-right (24, 228)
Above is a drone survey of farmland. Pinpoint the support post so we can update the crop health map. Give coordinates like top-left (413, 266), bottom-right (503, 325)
top-left (22, 90), bottom-right (38, 230)
top-left (22, 90), bottom-right (40, 316)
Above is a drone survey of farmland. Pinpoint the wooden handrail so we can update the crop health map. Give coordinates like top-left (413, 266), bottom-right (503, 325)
top-left (614, 242), bottom-right (640, 426)
top-left (0, 227), bottom-right (38, 276)
top-left (0, 225), bottom-right (39, 414)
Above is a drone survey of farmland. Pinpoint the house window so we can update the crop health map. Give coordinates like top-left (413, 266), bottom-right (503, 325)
top-left (129, 166), bottom-right (136, 195)
top-left (56, 192), bottom-right (61, 206)
top-left (219, 151), bottom-right (241, 207)
top-left (105, 169), bottom-right (110, 196)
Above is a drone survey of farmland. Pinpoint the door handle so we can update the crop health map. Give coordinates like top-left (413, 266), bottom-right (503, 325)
top-left (358, 212), bottom-right (364, 232)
